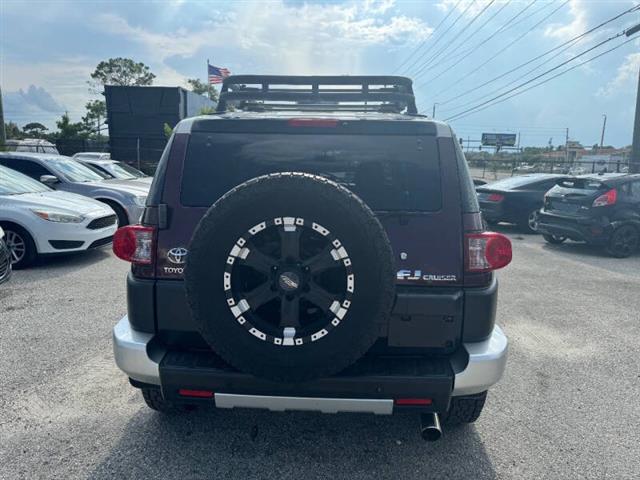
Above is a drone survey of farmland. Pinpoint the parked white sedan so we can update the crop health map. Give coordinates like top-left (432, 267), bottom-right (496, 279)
top-left (0, 165), bottom-right (118, 269)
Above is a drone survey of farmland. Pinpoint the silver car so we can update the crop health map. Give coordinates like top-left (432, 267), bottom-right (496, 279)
top-left (73, 154), bottom-right (153, 186)
top-left (0, 153), bottom-right (148, 226)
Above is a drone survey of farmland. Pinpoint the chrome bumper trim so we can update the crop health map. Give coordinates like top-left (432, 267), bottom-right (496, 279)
top-left (215, 393), bottom-right (394, 415)
top-left (113, 317), bottom-right (508, 399)
top-left (113, 316), bottom-right (161, 385)
top-left (453, 325), bottom-right (508, 396)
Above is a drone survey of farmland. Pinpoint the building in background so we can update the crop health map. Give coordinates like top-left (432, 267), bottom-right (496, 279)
top-left (105, 86), bottom-right (215, 172)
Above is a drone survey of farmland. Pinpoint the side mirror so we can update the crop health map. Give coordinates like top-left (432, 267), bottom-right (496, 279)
top-left (40, 175), bottom-right (60, 186)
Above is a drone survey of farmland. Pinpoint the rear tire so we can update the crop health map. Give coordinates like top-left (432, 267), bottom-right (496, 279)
top-left (1, 224), bottom-right (37, 269)
top-left (441, 391), bottom-right (487, 425)
top-left (141, 388), bottom-right (189, 413)
top-left (542, 233), bottom-right (567, 245)
top-left (521, 209), bottom-right (540, 234)
top-left (605, 225), bottom-right (639, 258)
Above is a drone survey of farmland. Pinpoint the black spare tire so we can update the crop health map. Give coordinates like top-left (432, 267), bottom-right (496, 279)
top-left (185, 172), bottom-right (395, 382)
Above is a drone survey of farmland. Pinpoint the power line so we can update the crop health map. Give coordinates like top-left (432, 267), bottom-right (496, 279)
top-left (416, 0), bottom-right (533, 88)
top-left (421, 0), bottom-right (569, 110)
top-left (393, 0), bottom-right (463, 74)
top-left (439, 35), bottom-right (586, 115)
top-left (403, 0), bottom-right (477, 77)
top-left (431, 3), bottom-right (640, 109)
top-left (445, 36), bottom-right (637, 122)
top-left (412, 0), bottom-right (496, 80)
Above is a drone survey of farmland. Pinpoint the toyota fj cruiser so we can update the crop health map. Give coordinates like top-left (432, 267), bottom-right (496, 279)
top-left (112, 75), bottom-right (512, 441)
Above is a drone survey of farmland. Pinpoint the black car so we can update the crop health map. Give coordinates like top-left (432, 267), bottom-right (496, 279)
top-left (476, 174), bottom-right (568, 233)
top-left (537, 174), bottom-right (640, 257)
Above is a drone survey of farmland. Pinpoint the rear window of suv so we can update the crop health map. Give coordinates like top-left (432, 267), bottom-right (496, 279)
top-left (181, 132), bottom-right (442, 211)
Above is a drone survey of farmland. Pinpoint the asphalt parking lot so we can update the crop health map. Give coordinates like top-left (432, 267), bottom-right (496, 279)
top-left (1, 228), bottom-right (639, 479)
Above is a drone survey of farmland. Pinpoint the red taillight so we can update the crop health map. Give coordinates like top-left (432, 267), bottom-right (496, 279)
top-left (394, 398), bottom-right (433, 406)
top-left (178, 389), bottom-right (214, 398)
top-left (487, 193), bottom-right (504, 202)
top-left (113, 225), bottom-right (155, 264)
top-left (287, 118), bottom-right (339, 127)
top-left (465, 232), bottom-right (512, 272)
top-left (592, 188), bottom-right (617, 207)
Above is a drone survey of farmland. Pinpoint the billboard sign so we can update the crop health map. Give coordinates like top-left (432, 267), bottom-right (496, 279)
top-left (481, 133), bottom-right (517, 147)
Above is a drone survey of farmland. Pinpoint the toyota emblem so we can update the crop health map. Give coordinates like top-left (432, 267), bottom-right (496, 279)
top-left (167, 247), bottom-right (188, 264)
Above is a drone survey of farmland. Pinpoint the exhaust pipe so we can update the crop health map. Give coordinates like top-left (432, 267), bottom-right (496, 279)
top-left (420, 413), bottom-right (442, 442)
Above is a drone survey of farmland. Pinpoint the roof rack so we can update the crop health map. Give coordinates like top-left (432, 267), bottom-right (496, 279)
top-left (216, 75), bottom-right (418, 115)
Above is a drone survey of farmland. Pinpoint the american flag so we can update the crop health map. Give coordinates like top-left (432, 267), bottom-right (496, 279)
top-left (208, 63), bottom-right (230, 84)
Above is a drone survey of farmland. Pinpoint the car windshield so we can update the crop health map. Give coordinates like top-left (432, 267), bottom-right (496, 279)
top-left (0, 165), bottom-right (51, 195)
top-left (556, 178), bottom-right (605, 190)
top-left (45, 157), bottom-right (105, 182)
top-left (113, 162), bottom-right (147, 178)
top-left (484, 176), bottom-right (546, 190)
top-left (104, 162), bottom-right (139, 179)
top-left (83, 162), bottom-right (115, 179)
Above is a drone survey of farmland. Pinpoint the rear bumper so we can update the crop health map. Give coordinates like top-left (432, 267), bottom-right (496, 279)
top-left (113, 316), bottom-right (507, 413)
top-left (537, 212), bottom-right (608, 244)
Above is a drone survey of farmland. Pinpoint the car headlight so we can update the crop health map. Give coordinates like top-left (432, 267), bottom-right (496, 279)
top-left (31, 209), bottom-right (84, 223)
top-left (133, 196), bottom-right (147, 207)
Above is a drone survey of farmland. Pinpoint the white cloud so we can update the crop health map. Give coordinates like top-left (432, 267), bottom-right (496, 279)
top-left (93, 0), bottom-right (431, 76)
top-left (436, 0), bottom-right (504, 17)
top-left (544, 0), bottom-right (588, 40)
top-left (597, 52), bottom-right (640, 97)
top-left (1, 58), bottom-right (94, 126)
top-left (363, 0), bottom-right (395, 15)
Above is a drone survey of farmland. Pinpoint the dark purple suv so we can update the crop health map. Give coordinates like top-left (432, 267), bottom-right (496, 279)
top-left (111, 76), bottom-right (511, 441)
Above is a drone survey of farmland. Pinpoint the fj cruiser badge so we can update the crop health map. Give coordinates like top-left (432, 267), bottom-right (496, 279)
top-left (397, 269), bottom-right (457, 282)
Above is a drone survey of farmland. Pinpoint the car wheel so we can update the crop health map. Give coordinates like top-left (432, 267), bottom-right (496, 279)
top-left (141, 388), bottom-right (192, 413)
top-left (542, 234), bottom-right (567, 245)
top-left (185, 172), bottom-right (396, 383)
top-left (441, 391), bottom-right (487, 425)
top-left (521, 209), bottom-right (540, 234)
top-left (2, 225), bottom-right (37, 269)
top-left (606, 225), bottom-right (639, 258)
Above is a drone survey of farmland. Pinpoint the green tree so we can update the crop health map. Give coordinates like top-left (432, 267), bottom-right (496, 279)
top-left (186, 78), bottom-right (218, 102)
top-left (5, 122), bottom-right (24, 139)
top-left (23, 122), bottom-right (48, 138)
top-left (55, 112), bottom-right (86, 140)
top-left (81, 100), bottom-right (107, 136)
top-left (89, 57), bottom-right (156, 93)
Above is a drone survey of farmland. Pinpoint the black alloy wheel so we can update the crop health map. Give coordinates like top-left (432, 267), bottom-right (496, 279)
top-left (224, 217), bottom-right (354, 346)
top-left (606, 225), bottom-right (639, 258)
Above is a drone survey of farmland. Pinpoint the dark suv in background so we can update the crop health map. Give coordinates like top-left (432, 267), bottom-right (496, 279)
top-left (111, 76), bottom-right (512, 441)
top-left (538, 174), bottom-right (640, 257)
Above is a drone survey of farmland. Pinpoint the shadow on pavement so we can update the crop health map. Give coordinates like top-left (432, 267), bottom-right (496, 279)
top-left (89, 408), bottom-right (497, 480)
top-left (31, 247), bottom-right (112, 270)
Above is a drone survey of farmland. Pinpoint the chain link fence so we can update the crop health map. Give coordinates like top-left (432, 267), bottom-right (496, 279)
top-left (468, 157), bottom-right (630, 182)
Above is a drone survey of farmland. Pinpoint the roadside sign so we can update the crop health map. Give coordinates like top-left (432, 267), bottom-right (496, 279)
top-left (481, 133), bottom-right (517, 147)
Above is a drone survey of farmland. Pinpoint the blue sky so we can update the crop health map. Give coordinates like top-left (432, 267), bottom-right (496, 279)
top-left (1, 0), bottom-right (639, 147)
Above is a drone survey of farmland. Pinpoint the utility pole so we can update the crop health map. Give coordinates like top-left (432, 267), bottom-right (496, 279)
top-left (626, 24), bottom-right (640, 173)
top-left (0, 85), bottom-right (6, 148)
top-left (565, 128), bottom-right (569, 164)
top-left (432, 103), bottom-right (438, 118)
top-left (631, 68), bottom-right (640, 173)
top-left (600, 114), bottom-right (607, 149)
